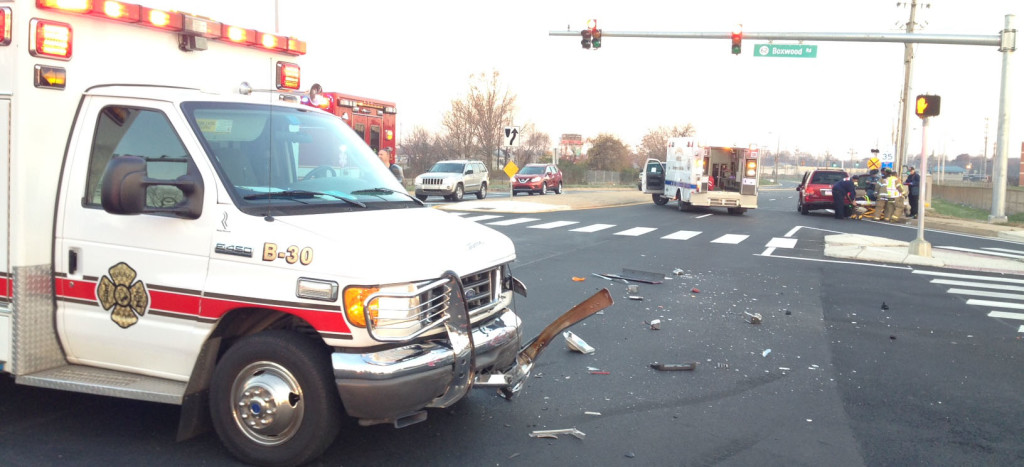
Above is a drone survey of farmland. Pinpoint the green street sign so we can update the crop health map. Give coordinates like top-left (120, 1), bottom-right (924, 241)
top-left (754, 44), bottom-right (817, 58)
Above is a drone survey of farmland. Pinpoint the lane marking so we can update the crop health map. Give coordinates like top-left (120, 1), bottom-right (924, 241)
top-left (571, 223), bottom-right (616, 233)
top-left (615, 227), bottom-right (658, 236)
top-left (913, 270), bottom-right (1024, 284)
top-left (662, 230), bottom-right (701, 240)
top-left (756, 252), bottom-right (913, 270)
top-left (784, 226), bottom-right (802, 237)
top-left (966, 299), bottom-right (1024, 310)
top-left (948, 288), bottom-right (1024, 301)
top-left (528, 221), bottom-right (579, 229)
top-left (986, 247), bottom-right (1024, 255)
top-left (931, 279), bottom-right (1024, 293)
top-left (936, 246), bottom-right (1024, 260)
top-left (712, 234), bottom-right (748, 244)
top-left (488, 217), bottom-right (540, 226)
top-left (766, 237), bottom-right (798, 249)
top-left (762, 247), bottom-right (776, 256)
top-left (696, 214), bottom-right (713, 219)
top-left (462, 214), bottom-right (503, 222)
top-left (988, 310), bottom-right (1024, 321)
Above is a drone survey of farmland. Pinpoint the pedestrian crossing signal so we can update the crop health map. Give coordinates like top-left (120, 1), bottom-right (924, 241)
top-left (915, 95), bottom-right (940, 118)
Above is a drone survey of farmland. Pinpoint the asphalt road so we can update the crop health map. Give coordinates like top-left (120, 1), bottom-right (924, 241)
top-left (2, 188), bottom-right (1022, 466)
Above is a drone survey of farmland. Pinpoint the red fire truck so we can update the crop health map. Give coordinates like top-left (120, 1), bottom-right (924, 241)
top-left (307, 91), bottom-right (398, 163)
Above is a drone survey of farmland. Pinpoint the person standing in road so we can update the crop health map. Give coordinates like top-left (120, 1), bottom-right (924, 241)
top-left (379, 149), bottom-right (404, 183)
top-left (905, 166), bottom-right (921, 218)
top-left (831, 175), bottom-right (858, 219)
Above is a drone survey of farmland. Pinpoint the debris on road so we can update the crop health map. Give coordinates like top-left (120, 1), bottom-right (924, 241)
top-left (628, 295), bottom-right (644, 301)
top-left (881, 301), bottom-right (889, 310)
top-left (585, 411), bottom-right (602, 416)
top-left (572, 276), bottom-right (586, 282)
top-left (593, 272), bottom-right (662, 284)
top-left (744, 312), bottom-right (763, 324)
top-left (529, 428), bottom-right (586, 440)
top-left (650, 362), bottom-right (698, 371)
top-left (762, 349), bottom-right (772, 357)
top-left (648, 319), bottom-right (662, 330)
top-left (691, 288), bottom-right (700, 294)
top-left (563, 330), bottom-right (596, 355)
top-left (627, 284), bottom-right (639, 294)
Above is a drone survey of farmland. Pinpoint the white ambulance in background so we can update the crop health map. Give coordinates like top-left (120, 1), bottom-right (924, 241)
top-left (642, 137), bottom-right (761, 214)
top-left (0, 2), bottom-right (608, 466)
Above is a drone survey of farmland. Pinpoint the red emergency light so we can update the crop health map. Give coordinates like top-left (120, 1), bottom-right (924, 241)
top-left (276, 61), bottom-right (300, 90)
top-left (36, 0), bottom-right (92, 14)
top-left (29, 18), bottom-right (72, 60)
top-left (257, 32), bottom-right (288, 52)
top-left (1, 7), bottom-right (12, 46)
top-left (91, 1), bottom-right (140, 22)
top-left (139, 7), bottom-right (182, 30)
top-left (36, 0), bottom-right (305, 56)
top-left (221, 25), bottom-right (256, 45)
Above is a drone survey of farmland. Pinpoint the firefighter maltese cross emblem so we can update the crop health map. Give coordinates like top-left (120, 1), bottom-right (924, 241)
top-left (96, 262), bottom-right (150, 329)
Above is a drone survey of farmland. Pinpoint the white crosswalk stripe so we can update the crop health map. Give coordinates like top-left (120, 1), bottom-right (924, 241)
top-left (462, 214), bottom-right (504, 222)
top-left (914, 269), bottom-right (1024, 334)
top-left (711, 234), bottom-right (749, 244)
top-left (662, 230), bottom-right (701, 240)
top-left (488, 217), bottom-right (540, 226)
top-left (615, 227), bottom-right (657, 236)
top-left (529, 220), bottom-right (579, 229)
top-left (571, 224), bottom-right (616, 233)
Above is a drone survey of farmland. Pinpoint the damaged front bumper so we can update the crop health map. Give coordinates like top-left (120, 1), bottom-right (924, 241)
top-left (331, 271), bottom-right (612, 427)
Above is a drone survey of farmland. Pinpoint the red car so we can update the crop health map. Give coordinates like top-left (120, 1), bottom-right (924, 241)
top-left (796, 169), bottom-right (848, 215)
top-left (513, 163), bottom-right (563, 195)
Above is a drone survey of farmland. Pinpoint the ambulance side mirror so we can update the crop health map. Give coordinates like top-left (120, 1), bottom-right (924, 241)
top-left (101, 156), bottom-right (204, 219)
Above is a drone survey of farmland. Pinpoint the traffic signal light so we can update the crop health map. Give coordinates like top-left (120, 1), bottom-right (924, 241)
top-left (580, 29), bottom-right (592, 49)
top-left (592, 28), bottom-right (602, 49)
top-left (915, 95), bottom-right (941, 118)
top-left (731, 25), bottom-right (742, 55)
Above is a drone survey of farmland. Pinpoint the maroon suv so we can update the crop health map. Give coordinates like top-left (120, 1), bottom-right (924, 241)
top-left (513, 163), bottom-right (563, 195)
top-left (797, 169), bottom-right (848, 215)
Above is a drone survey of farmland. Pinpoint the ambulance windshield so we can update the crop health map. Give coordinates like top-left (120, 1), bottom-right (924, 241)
top-left (182, 102), bottom-right (415, 215)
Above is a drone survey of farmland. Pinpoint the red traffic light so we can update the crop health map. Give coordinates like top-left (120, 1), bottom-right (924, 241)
top-left (731, 25), bottom-right (742, 55)
top-left (580, 29), bottom-right (592, 49)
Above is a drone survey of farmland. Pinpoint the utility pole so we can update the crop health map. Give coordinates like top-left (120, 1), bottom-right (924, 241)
top-left (896, 1), bottom-right (924, 178)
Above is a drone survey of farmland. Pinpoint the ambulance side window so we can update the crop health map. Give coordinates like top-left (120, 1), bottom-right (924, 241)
top-left (85, 106), bottom-right (192, 209)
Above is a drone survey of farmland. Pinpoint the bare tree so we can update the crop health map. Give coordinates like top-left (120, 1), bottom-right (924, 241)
top-left (518, 123), bottom-right (551, 165)
top-left (638, 124), bottom-right (697, 161)
top-left (400, 126), bottom-right (444, 176)
top-left (440, 70), bottom-right (517, 170)
top-left (586, 133), bottom-right (631, 171)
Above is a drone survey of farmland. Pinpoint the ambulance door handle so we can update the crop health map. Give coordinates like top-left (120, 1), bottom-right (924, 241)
top-left (68, 250), bottom-right (78, 275)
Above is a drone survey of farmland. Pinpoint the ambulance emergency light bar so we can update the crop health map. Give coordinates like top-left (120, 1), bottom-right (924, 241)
top-left (34, 0), bottom-right (306, 56)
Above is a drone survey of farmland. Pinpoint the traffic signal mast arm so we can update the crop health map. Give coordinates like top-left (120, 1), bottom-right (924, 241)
top-left (551, 29), bottom-right (1004, 47)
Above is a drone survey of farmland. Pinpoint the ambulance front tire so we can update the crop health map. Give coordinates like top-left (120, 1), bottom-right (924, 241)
top-left (652, 194), bottom-right (669, 206)
top-left (210, 330), bottom-right (342, 467)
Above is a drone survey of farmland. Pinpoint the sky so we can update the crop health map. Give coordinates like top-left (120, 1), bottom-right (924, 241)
top-left (163, 0), bottom-right (1022, 163)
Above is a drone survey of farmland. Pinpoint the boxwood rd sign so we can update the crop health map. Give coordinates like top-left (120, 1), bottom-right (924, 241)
top-left (754, 44), bottom-right (818, 58)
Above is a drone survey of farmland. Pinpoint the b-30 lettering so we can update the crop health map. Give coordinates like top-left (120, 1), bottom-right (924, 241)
top-left (263, 242), bottom-right (314, 265)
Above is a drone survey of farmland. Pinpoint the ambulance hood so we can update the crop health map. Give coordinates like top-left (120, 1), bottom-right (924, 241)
top-left (262, 207), bottom-right (516, 283)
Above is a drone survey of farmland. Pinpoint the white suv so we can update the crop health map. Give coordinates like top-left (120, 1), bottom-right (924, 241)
top-left (414, 160), bottom-right (489, 201)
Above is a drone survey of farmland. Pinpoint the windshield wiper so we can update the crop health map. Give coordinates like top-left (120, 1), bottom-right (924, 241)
top-left (244, 190), bottom-right (366, 207)
top-left (351, 187), bottom-right (425, 206)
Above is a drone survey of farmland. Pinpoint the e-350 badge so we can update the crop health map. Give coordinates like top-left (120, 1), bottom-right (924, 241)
top-left (96, 262), bottom-right (150, 329)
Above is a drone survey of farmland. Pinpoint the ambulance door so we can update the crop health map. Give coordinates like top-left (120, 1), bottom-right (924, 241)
top-left (54, 99), bottom-right (214, 380)
top-left (0, 98), bottom-right (10, 366)
top-left (641, 158), bottom-right (665, 194)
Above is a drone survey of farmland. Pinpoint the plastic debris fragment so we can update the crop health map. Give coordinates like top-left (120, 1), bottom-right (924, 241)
top-left (563, 330), bottom-right (596, 355)
top-left (529, 428), bottom-right (586, 440)
top-left (762, 349), bottom-right (771, 357)
top-left (745, 312), bottom-right (762, 324)
top-left (648, 319), bottom-right (661, 330)
top-left (572, 276), bottom-right (586, 282)
top-left (691, 288), bottom-right (700, 293)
